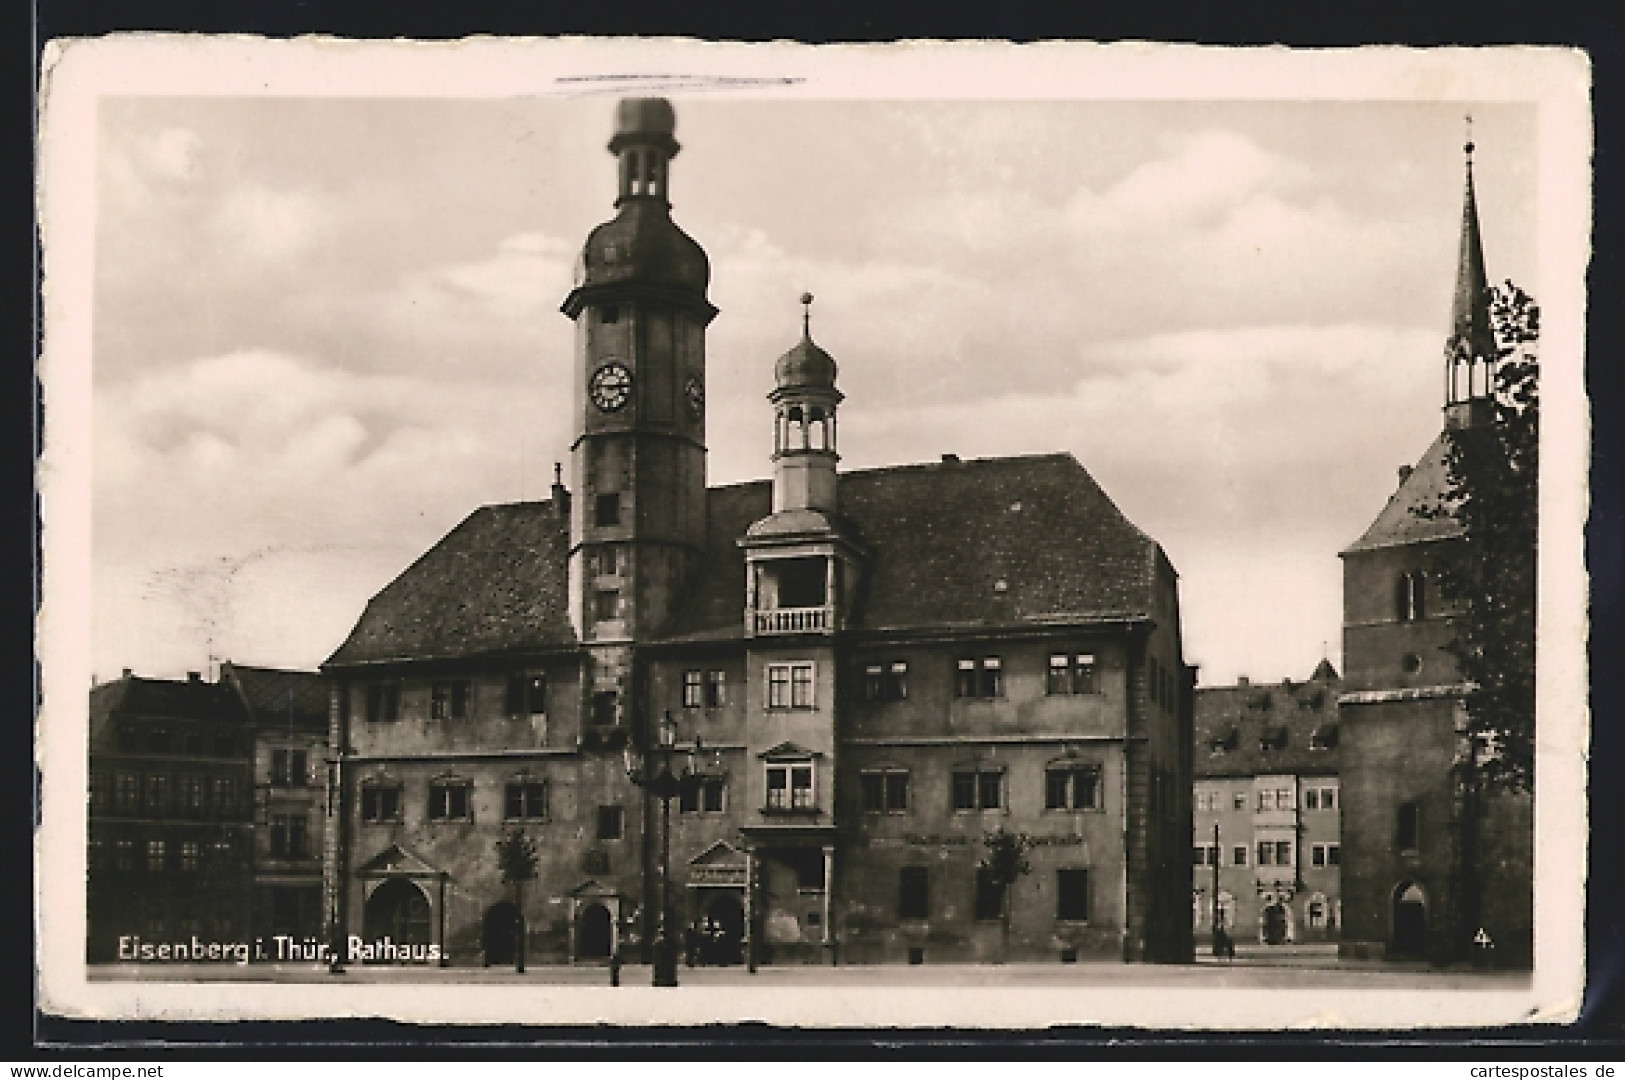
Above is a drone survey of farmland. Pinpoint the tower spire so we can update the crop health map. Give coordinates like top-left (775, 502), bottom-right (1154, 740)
top-left (1444, 120), bottom-right (1497, 421)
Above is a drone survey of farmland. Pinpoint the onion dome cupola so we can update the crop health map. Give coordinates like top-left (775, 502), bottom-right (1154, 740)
top-left (1443, 124), bottom-right (1497, 430)
top-left (768, 293), bottom-right (844, 515)
top-left (562, 98), bottom-right (716, 317)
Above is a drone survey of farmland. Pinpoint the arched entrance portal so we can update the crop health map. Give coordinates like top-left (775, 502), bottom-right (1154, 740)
top-left (363, 878), bottom-right (431, 951)
top-left (483, 902), bottom-right (521, 967)
top-left (698, 892), bottom-right (745, 966)
top-left (1392, 882), bottom-right (1428, 956)
top-left (1261, 902), bottom-right (1289, 946)
top-left (577, 902), bottom-right (613, 961)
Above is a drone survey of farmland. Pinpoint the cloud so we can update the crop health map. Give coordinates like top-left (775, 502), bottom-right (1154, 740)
top-left (144, 127), bottom-right (202, 182)
top-left (211, 182), bottom-right (330, 262)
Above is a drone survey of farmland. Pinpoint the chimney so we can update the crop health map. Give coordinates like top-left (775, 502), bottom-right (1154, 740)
top-left (1237, 675), bottom-right (1250, 689)
top-left (941, 453), bottom-right (960, 465)
top-left (187, 671), bottom-right (202, 683)
top-left (551, 461), bottom-right (571, 518)
top-left (1397, 464), bottom-right (1414, 485)
top-left (121, 667), bottom-right (132, 679)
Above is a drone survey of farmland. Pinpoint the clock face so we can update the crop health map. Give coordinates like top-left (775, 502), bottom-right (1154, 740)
top-left (684, 376), bottom-right (704, 419)
top-left (589, 362), bottom-right (633, 412)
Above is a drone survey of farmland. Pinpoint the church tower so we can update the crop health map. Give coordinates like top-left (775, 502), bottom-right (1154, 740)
top-left (561, 98), bottom-right (716, 656)
top-left (1443, 132), bottom-right (1498, 431)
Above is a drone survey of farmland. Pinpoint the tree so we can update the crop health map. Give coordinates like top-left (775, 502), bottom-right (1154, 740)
top-left (1421, 280), bottom-right (1539, 963)
top-left (1432, 280), bottom-right (1539, 795)
top-left (981, 829), bottom-right (1032, 963)
top-left (495, 828), bottom-right (540, 973)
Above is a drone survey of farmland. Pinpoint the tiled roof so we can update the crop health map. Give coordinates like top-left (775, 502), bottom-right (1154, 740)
top-left (327, 453), bottom-right (1164, 666)
top-left (1193, 669), bottom-right (1341, 779)
top-left (223, 663), bottom-right (328, 732)
top-left (1343, 430), bottom-right (1463, 553)
top-left (88, 674), bottom-right (251, 746)
top-left (326, 502), bottom-right (575, 666)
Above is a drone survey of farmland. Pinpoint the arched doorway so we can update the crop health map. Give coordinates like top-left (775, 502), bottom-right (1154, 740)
top-left (483, 902), bottom-right (521, 967)
top-left (700, 892), bottom-right (745, 966)
top-left (363, 878), bottom-right (431, 951)
top-left (1392, 882), bottom-right (1428, 956)
top-left (1261, 902), bottom-right (1288, 945)
top-left (577, 902), bottom-right (613, 961)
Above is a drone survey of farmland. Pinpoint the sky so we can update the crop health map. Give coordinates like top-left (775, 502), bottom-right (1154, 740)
top-left (87, 93), bottom-right (1538, 687)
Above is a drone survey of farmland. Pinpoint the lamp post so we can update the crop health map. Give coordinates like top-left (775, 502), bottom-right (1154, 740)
top-left (625, 710), bottom-right (714, 987)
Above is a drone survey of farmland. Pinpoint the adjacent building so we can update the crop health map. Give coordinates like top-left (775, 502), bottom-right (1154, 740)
top-left (1335, 140), bottom-right (1533, 966)
top-left (322, 98), bottom-right (1196, 968)
top-left (222, 663), bottom-right (331, 946)
top-left (87, 670), bottom-right (256, 961)
top-left (1191, 662), bottom-right (1342, 948)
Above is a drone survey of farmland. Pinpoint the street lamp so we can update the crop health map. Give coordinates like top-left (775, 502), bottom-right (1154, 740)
top-left (624, 710), bottom-right (716, 987)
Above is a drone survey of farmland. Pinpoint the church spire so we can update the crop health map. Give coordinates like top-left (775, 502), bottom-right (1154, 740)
top-left (1444, 122), bottom-right (1497, 425)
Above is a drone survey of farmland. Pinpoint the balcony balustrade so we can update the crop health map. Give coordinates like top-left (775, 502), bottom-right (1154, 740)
top-left (753, 605), bottom-right (832, 634)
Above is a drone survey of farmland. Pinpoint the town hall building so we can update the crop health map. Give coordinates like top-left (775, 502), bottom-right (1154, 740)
top-left (322, 98), bottom-right (1195, 969)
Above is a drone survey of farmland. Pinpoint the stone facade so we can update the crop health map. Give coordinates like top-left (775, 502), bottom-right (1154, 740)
top-left (322, 98), bottom-right (1195, 969)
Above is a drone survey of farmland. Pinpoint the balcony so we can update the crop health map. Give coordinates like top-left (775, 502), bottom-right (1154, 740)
top-left (753, 606), bottom-right (831, 635)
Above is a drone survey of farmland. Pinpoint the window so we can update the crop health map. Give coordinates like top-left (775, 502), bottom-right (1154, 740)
top-left (1396, 802), bottom-right (1420, 852)
top-left (427, 780), bottom-right (472, 822)
top-left (270, 815), bottom-right (308, 858)
top-left (1311, 842), bottom-right (1341, 868)
top-left (597, 805), bottom-right (624, 841)
top-left (683, 670), bottom-right (704, 708)
top-left (955, 657), bottom-right (1002, 698)
top-left (863, 661), bottom-right (909, 703)
top-left (1304, 786), bottom-right (1338, 811)
top-left (680, 778), bottom-right (727, 814)
top-left (1047, 653), bottom-right (1098, 695)
top-left (600, 305), bottom-right (619, 324)
top-left (766, 662), bottom-right (815, 709)
top-left (117, 727), bottom-right (139, 752)
top-left (1044, 764), bottom-right (1102, 811)
top-left (145, 774), bottom-right (169, 811)
top-left (860, 769), bottom-right (910, 813)
top-left (898, 867), bottom-right (930, 920)
top-left (591, 691), bottom-right (618, 727)
top-left (974, 865), bottom-right (1005, 921)
top-left (952, 768), bottom-right (1003, 812)
top-left (211, 777), bottom-right (237, 811)
top-left (506, 673), bottom-right (547, 717)
top-left (179, 841), bottom-right (200, 872)
top-left (1232, 792), bottom-right (1247, 811)
top-left (210, 839), bottom-right (233, 865)
top-left (115, 772), bottom-right (138, 811)
top-left (366, 681), bottom-right (401, 723)
top-left (1306, 894), bottom-right (1329, 929)
top-left (115, 840), bottom-right (134, 872)
top-left (1233, 845), bottom-right (1248, 867)
top-left (596, 545), bottom-right (621, 576)
top-left (504, 781), bottom-right (547, 821)
top-left (1396, 571), bottom-right (1427, 622)
top-left (705, 670), bottom-right (726, 708)
top-left (148, 728), bottom-right (171, 752)
top-left (594, 493), bottom-right (621, 527)
top-left (682, 668), bottom-right (728, 710)
top-left (1257, 787), bottom-right (1295, 811)
top-left (1056, 868), bottom-right (1089, 922)
top-left (361, 783), bottom-right (402, 823)
top-left (1192, 843), bottom-right (1218, 867)
top-left (146, 839), bottom-right (166, 873)
top-left (430, 680), bottom-right (471, 720)
top-left (765, 762), bottom-right (815, 811)
top-left (271, 748), bottom-right (308, 787)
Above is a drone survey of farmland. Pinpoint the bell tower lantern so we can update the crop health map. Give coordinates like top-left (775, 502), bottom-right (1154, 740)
top-left (770, 293), bottom-right (843, 514)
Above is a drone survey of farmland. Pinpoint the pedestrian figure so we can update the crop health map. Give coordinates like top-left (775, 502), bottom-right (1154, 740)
top-left (609, 950), bottom-right (621, 986)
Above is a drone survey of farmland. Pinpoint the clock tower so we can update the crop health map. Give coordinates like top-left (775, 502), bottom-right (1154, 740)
top-left (561, 98), bottom-right (716, 683)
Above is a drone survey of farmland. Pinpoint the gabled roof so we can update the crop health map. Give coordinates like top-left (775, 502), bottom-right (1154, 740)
top-left (326, 453), bottom-right (1165, 667)
top-left (357, 843), bottom-right (442, 877)
top-left (222, 662), bottom-right (327, 733)
top-left (1193, 666), bottom-right (1341, 779)
top-left (88, 674), bottom-right (250, 747)
top-left (1343, 430), bottom-right (1463, 554)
